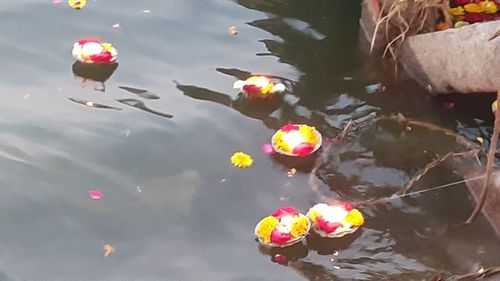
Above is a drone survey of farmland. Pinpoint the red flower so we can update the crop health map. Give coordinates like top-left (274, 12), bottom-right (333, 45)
top-left (292, 142), bottom-right (314, 157)
top-left (242, 84), bottom-right (261, 94)
top-left (316, 216), bottom-right (341, 233)
top-left (453, 0), bottom-right (471, 5)
top-left (270, 229), bottom-right (292, 244)
top-left (272, 206), bottom-right (298, 220)
top-left (78, 38), bottom-right (101, 45)
top-left (90, 51), bottom-right (113, 63)
top-left (464, 12), bottom-right (491, 23)
top-left (341, 201), bottom-right (353, 211)
top-left (280, 124), bottom-right (299, 132)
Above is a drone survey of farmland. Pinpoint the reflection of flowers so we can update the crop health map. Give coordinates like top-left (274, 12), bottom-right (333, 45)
top-left (255, 207), bottom-right (310, 247)
top-left (307, 203), bottom-right (364, 238)
top-left (230, 152), bottom-right (253, 168)
top-left (272, 124), bottom-right (321, 157)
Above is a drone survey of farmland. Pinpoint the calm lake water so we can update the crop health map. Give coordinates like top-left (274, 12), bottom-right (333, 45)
top-left (0, 0), bottom-right (499, 280)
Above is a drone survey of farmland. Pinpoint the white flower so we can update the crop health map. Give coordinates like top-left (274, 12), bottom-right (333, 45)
top-left (282, 130), bottom-right (304, 149)
top-left (276, 215), bottom-right (293, 233)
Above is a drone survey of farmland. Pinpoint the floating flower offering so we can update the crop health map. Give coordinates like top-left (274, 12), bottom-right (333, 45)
top-left (271, 124), bottom-right (322, 157)
top-left (255, 207), bottom-right (310, 248)
top-left (233, 76), bottom-right (285, 98)
top-left (307, 202), bottom-right (364, 238)
top-left (72, 38), bottom-right (118, 64)
top-left (449, 0), bottom-right (500, 24)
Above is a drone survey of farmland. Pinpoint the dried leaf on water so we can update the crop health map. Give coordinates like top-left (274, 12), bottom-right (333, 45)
top-left (119, 86), bottom-right (160, 100)
top-left (68, 98), bottom-right (121, 110)
top-left (103, 244), bottom-right (115, 257)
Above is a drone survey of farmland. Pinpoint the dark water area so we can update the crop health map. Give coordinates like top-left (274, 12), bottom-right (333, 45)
top-left (0, 0), bottom-right (499, 280)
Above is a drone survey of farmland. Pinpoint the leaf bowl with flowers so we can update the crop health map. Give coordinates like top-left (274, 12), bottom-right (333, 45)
top-left (255, 207), bottom-right (311, 248)
top-left (307, 202), bottom-right (364, 238)
top-left (271, 124), bottom-right (322, 157)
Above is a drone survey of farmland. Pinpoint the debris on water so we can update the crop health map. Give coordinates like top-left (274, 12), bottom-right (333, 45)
top-left (23, 94), bottom-right (30, 99)
top-left (261, 143), bottom-right (275, 155)
top-left (230, 152), bottom-right (253, 168)
top-left (279, 196), bottom-right (289, 201)
top-left (330, 258), bottom-right (335, 262)
top-left (123, 129), bottom-right (131, 137)
top-left (103, 244), bottom-right (115, 257)
top-left (272, 254), bottom-right (287, 263)
top-left (365, 83), bottom-right (383, 94)
top-left (68, 98), bottom-right (122, 110)
top-left (442, 101), bottom-right (455, 110)
top-left (333, 265), bottom-right (341, 270)
top-left (476, 136), bottom-right (484, 144)
top-left (333, 251), bottom-right (339, 256)
top-left (228, 26), bottom-right (239, 36)
top-left (220, 178), bottom-right (226, 183)
top-left (116, 99), bottom-right (173, 118)
top-left (112, 23), bottom-right (121, 29)
top-left (142, 9), bottom-right (151, 14)
top-left (343, 77), bottom-right (353, 81)
top-left (119, 86), bottom-right (160, 99)
top-left (478, 267), bottom-right (485, 274)
top-left (287, 168), bottom-right (297, 177)
top-left (88, 190), bottom-right (103, 200)
top-left (406, 125), bottom-right (412, 132)
top-left (136, 185), bottom-right (142, 193)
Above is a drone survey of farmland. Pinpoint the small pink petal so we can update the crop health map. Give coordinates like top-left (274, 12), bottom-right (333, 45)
top-left (261, 143), bottom-right (275, 155)
top-left (272, 254), bottom-right (287, 263)
top-left (112, 23), bottom-right (121, 29)
top-left (442, 102), bottom-right (455, 110)
top-left (88, 190), bottom-right (103, 200)
top-left (52, 0), bottom-right (62, 3)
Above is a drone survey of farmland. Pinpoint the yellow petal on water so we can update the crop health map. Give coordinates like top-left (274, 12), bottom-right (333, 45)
top-left (478, 267), bottom-right (485, 274)
top-left (103, 244), bottom-right (115, 258)
top-left (68, 0), bottom-right (86, 9)
top-left (406, 125), bottom-right (412, 132)
top-left (476, 136), bottom-right (484, 144)
top-left (230, 152), bottom-right (253, 168)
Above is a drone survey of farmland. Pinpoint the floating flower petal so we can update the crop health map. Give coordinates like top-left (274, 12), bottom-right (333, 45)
top-left (230, 152), bottom-right (253, 168)
top-left (68, 0), bottom-right (86, 9)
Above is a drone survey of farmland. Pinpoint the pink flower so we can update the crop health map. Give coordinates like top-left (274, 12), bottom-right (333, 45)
top-left (90, 52), bottom-right (113, 63)
top-left (272, 206), bottom-right (298, 220)
top-left (464, 12), bottom-right (491, 23)
top-left (280, 124), bottom-right (299, 132)
top-left (292, 142), bottom-right (314, 157)
top-left (261, 143), bottom-right (275, 155)
top-left (242, 84), bottom-right (261, 94)
top-left (341, 201), bottom-right (353, 211)
top-left (316, 216), bottom-right (341, 233)
top-left (88, 190), bottom-right (103, 200)
top-left (454, 0), bottom-right (472, 5)
top-left (270, 229), bottom-right (292, 244)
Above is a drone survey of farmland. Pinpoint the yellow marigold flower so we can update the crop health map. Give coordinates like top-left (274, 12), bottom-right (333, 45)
top-left (464, 3), bottom-right (484, 13)
top-left (68, 0), bottom-right (86, 9)
top-left (437, 22), bottom-right (450, 31)
top-left (261, 83), bottom-right (273, 94)
top-left (481, 1), bottom-right (498, 14)
top-left (345, 209), bottom-right (364, 227)
top-left (257, 216), bottom-right (279, 243)
top-left (290, 215), bottom-right (309, 237)
top-left (308, 208), bottom-right (320, 223)
top-left (274, 132), bottom-right (292, 152)
top-left (299, 125), bottom-right (319, 145)
top-left (449, 6), bottom-right (465, 16)
top-left (231, 152), bottom-right (253, 168)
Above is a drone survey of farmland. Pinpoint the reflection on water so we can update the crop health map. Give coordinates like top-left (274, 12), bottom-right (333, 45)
top-left (0, 0), bottom-right (498, 280)
top-left (72, 61), bottom-right (118, 92)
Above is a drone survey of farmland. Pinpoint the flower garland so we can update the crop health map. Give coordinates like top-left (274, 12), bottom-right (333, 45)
top-left (307, 202), bottom-right (364, 238)
top-left (255, 207), bottom-right (310, 247)
top-left (72, 38), bottom-right (118, 64)
top-left (449, 0), bottom-right (500, 24)
top-left (233, 76), bottom-right (285, 98)
top-left (272, 124), bottom-right (321, 157)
